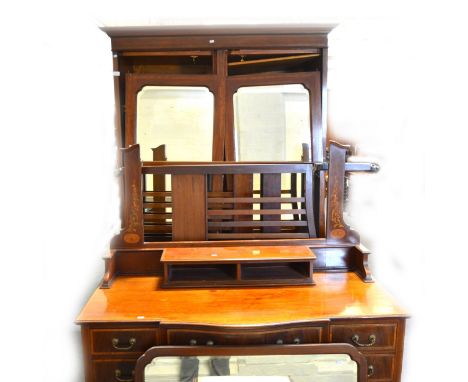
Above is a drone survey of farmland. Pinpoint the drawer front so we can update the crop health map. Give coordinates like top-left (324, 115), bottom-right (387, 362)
top-left (264, 327), bottom-right (323, 345)
top-left (91, 328), bottom-right (158, 355)
top-left (366, 354), bottom-right (395, 381)
top-left (94, 360), bottom-right (136, 382)
top-left (330, 323), bottom-right (397, 352)
top-left (166, 327), bottom-right (323, 346)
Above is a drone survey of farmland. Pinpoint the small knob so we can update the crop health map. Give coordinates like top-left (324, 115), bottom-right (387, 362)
top-left (189, 339), bottom-right (197, 346)
top-left (293, 337), bottom-right (301, 344)
top-left (368, 365), bottom-right (375, 377)
top-left (276, 339), bottom-right (284, 345)
top-left (206, 340), bottom-right (214, 346)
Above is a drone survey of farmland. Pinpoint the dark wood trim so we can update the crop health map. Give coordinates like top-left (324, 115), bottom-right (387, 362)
top-left (351, 244), bottom-right (373, 282)
top-left (110, 35), bottom-right (329, 52)
top-left (142, 163), bottom-right (313, 175)
top-left (134, 344), bottom-right (367, 382)
top-left (225, 72), bottom-right (322, 162)
top-left (100, 249), bottom-right (117, 288)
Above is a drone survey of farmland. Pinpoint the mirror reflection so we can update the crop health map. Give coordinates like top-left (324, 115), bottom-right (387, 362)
top-left (137, 86), bottom-right (214, 161)
top-left (234, 84), bottom-right (311, 161)
top-left (145, 354), bottom-right (357, 382)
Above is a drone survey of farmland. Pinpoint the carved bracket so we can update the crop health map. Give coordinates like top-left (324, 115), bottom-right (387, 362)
top-left (326, 141), bottom-right (359, 244)
top-left (111, 144), bottom-right (144, 248)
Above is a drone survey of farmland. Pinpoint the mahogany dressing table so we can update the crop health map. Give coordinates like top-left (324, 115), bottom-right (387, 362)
top-left (77, 25), bottom-right (408, 382)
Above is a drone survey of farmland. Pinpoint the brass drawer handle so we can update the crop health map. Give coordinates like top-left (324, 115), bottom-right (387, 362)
top-left (293, 337), bottom-right (301, 344)
top-left (112, 337), bottom-right (136, 351)
top-left (276, 339), bottom-right (284, 345)
top-left (367, 365), bottom-right (375, 377)
top-left (351, 334), bottom-right (376, 347)
top-left (189, 339), bottom-right (197, 346)
top-left (206, 340), bottom-right (214, 346)
top-left (115, 369), bottom-right (134, 382)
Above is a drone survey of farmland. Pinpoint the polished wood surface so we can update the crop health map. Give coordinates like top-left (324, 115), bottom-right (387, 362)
top-left (77, 272), bottom-right (407, 324)
top-left (161, 245), bottom-right (315, 262)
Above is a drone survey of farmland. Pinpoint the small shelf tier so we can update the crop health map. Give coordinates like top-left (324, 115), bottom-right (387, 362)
top-left (161, 246), bottom-right (316, 288)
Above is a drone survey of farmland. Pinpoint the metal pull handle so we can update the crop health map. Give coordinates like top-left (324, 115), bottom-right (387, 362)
top-left (206, 340), bottom-right (214, 346)
top-left (351, 334), bottom-right (376, 347)
top-left (112, 338), bottom-right (136, 351)
top-left (276, 339), bottom-right (284, 345)
top-left (189, 339), bottom-right (197, 346)
top-left (293, 337), bottom-right (301, 344)
top-left (367, 365), bottom-right (375, 377)
top-left (115, 369), bottom-right (134, 382)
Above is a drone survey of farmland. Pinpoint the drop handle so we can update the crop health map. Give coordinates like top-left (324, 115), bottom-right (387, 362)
top-left (351, 334), bottom-right (376, 347)
top-left (293, 337), bottom-right (301, 344)
top-left (112, 338), bottom-right (136, 350)
top-left (367, 365), bottom-right (375, 377)
top-left (276, 339), bottom-right (284, 345)
top-left (114, 369), bottom-right (134, 382)
top-left (189, 339), bottom-right (197, 346)
top-left (206, 340), bottom-right (214, 346)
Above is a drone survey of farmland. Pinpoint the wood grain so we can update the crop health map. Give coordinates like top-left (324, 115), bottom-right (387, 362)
top-left (161, 245), bottom-right (315, 263)
top-left (171, 174), bottom-right (207, 241)
top-left (77, 272), bottom-right (407, 325)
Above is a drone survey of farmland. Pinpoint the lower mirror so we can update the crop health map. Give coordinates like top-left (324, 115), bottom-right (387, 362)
top-left (135, 345), bottom-right (367, 382)
top-left (146, 354), bottom-right (357, 382)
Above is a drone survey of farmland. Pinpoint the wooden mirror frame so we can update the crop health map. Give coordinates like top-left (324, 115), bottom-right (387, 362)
top-left (134, 344), bottom-right (368, 382)
top-left (225, 72), bottom-right (322, 162)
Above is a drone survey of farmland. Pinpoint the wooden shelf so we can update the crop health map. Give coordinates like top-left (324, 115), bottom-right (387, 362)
top-left (161, 246), bottom-right (316, 288)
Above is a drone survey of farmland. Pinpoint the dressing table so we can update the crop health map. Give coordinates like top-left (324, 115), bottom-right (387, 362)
top-left (77, 25), bottom-right (408, 382)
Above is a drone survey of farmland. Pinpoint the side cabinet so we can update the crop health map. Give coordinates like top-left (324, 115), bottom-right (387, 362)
top-left (330, 318), bottom-right (406, 382)
top-left (81, 324), bottom-right (160, 382)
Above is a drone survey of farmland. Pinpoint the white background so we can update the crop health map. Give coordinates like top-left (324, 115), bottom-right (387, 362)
top-left (1, 1), bottom-right (467, 381)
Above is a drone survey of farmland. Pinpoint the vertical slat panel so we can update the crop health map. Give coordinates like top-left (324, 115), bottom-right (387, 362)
top-left (304, 165), bottom-right (317, 238)
top-left (152, 144), bottom-right (167, 191)
top-left (233, 174), bottom-right (254, 233)
top-left (172, 174), bottom-right (207, 240)
top-left (260, 173), bottom-right (282, 233)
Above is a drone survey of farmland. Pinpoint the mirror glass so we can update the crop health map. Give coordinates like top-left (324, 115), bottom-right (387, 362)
top-left (234, 84), bottom-right (311, 161)
top-left (137, 86), bottom-right (214, 161)
top-left (144, 354), bottom-right (357, 382)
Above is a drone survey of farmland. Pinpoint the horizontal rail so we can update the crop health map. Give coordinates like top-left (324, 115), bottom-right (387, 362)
top-left (144, 225), bottom-right (172, 233)
top-left (142, 163), bottom-right (312, 175)
top-left (208, 197), bottom-right (304, 204)
top-left (207, 233), bottom-right (310, 239)
top-left (143, 191), bottom-right (172, 197)
top-left (143, 202), bottom-right (172, 208)
top-left (207, 209), bottom-right (306, 216)
top-left (143, 213), bottom-right (172, 221)
top-left (142, 161), bottom-right (379, 173)
top-left (208, 220), bottom-right (307, 228)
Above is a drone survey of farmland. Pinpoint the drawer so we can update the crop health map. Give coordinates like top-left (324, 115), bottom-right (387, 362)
top-left (166, 326), bottom-right (324, 346)
top-left (366, 354), bottom-right (395, 381)
top-left (93, 360), bottom-right (136, 382)
top-left (91, 328), bottom-right (158, 355)
top-left (330, 322), bottom-right (397, 352)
